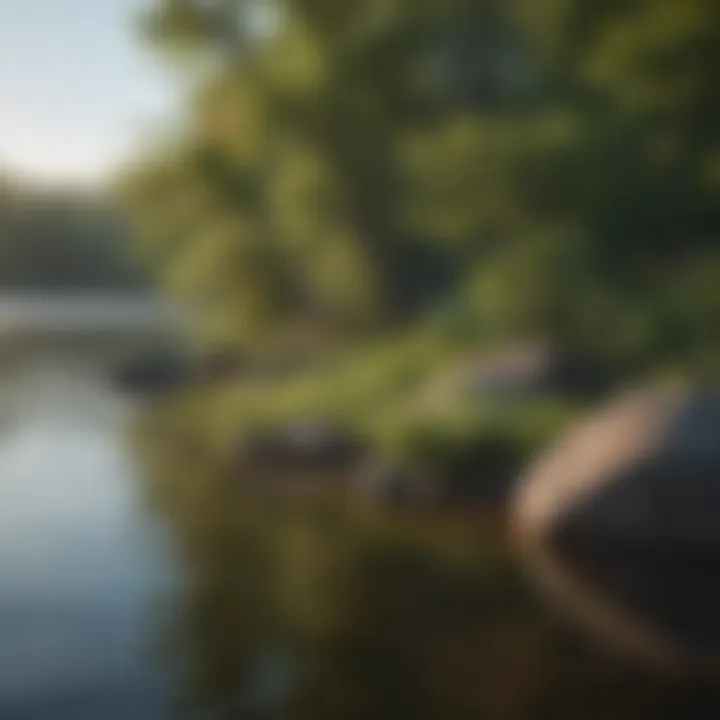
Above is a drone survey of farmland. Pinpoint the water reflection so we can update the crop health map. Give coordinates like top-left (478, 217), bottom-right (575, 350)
top-left (0, 333), bottom-right (177, 720)
top-left (137, 426), bottom-right (720, 719)
top-left (533, 531), bottom-right (720, 674)
top-left (6, 322), bottom-right (720, 717)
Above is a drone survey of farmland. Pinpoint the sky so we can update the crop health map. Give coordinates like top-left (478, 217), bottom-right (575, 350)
top-left (0, 0), bottom-right (179, 187)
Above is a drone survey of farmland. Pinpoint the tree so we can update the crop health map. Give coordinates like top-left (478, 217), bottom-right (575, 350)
top-left (125, 0), bottom-right (720, 366)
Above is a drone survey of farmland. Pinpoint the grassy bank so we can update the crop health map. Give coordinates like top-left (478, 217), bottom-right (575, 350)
top-left (135, 330), bottom-right (584, 503)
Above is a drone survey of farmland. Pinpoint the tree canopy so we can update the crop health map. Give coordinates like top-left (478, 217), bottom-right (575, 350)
top-left (124, 0), bottom-right (720, 366)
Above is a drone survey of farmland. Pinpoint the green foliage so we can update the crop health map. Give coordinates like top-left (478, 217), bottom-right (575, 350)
top-left (125, 0), bottom-right (720, 366)
top-left (124, 8), bottom-right (720, 707)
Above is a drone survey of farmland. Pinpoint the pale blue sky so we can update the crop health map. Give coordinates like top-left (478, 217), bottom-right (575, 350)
top-left (0, 0), bottom-right (179, 186)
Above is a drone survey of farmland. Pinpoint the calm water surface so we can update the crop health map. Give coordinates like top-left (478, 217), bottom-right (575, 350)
top-left (0, 306), bottom-right (179, 720)
top-left (4, 300), bottom-right (720, 720)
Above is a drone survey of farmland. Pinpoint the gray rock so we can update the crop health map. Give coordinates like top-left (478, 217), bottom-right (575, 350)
top-left (418, 342), bottom-right (603, 414)
top-left (354, 458), bottom-right (440, 508)
top-left (239, 418), bottom-right (364, 475)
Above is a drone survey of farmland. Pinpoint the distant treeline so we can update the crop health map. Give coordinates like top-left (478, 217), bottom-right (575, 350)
top-left (0, 177), bottom-right (144, 290)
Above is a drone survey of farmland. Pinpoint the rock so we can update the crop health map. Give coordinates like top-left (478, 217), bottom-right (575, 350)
top-left (512, 383), bottom-right (720, 672)
top-left (239, 418), bottom-right (365, 476)
top-left (472, 343), bottom-right (601, 400)
top-left (354, 445), bottom-right (518, 510)
top-left (112, 347), bottom-right (248, 395)
top-left (418, 342), bottom-right (604, 414)
top-left (111, 350), bottom-right (193, 395)
top-left (353, 457), bottom-right (440, 508)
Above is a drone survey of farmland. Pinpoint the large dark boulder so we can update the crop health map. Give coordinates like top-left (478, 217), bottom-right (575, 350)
top-left (512, 383), bottom-right (720, 672)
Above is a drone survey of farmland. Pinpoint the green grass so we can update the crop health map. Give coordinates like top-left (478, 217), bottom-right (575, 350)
top-left (136, 328), bottom-right (583, 498)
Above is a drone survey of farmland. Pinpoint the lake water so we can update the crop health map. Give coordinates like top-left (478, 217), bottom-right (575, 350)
top-left (0, 297), bottom-right (179, 719)
top-left (3, 297), bottom-right (720, 719)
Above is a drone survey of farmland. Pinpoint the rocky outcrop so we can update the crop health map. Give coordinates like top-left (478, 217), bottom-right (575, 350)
top-left (512, 383), bottom-right (720, 672)
top-left (513, 383), bottom-right (720, 547)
